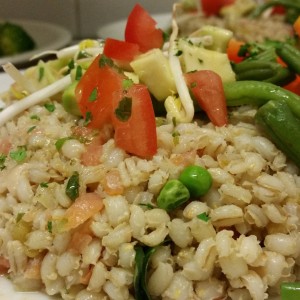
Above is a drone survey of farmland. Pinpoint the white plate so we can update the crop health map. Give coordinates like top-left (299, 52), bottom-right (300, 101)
top-left (97, 13), bottom-right (171, 40)
top-left (0, 19), bottom-right (72, 66)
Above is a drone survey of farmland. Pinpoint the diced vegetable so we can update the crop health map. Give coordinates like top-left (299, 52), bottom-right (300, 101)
top-left (75, 54), bottom-right (125, 129)
top-left (125, 3), bottom-right (164, 52)
top-left (157, 179), bottom-right (190, 211)
top-left (200, 0), bottom-right (235, 16)
top-left (103, 38), bottom-right (140, 64)
top-left (62, 81), bottom-right (81, 116)
top-left (281, 282), bottom-right (300, 300)
top-left (185, 70), bottom-right (228, 126)
top-left (130, 49), bottom-right (176, 101)
top-left (227, 38), bottom-right (245, 63)
top-left (293, 16), bottom-right (300, 36)
top-left (178, 39), bottom-right (236, 83)
top-left (179, 165), bottom-right (212, 197)
top-left (112, 84), bottom-right (157, 158)
top-left (60, 192), bottom-right (103, 231)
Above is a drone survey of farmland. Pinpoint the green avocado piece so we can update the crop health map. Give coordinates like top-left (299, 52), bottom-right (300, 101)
top-left (62, 81), bottom-right (81, 116)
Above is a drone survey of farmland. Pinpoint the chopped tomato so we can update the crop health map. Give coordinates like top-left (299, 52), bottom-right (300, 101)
top-left (201, 0), bottom-right (235, 16)
top-left (294, 16), bottom-right (300, 37)
top-left (75, 54), bottom-right (125, 129)
top-left (0, 138), bottom-right (11, 155)
top-left (24, 254), bottom-right (44, 279)
top-left (185, 70), bottom-right (228, 126)
top-left (125, 3), bottom-right (164, 52)
top-left (271, 5), bottom-right (286, 15)
top-left (227, 38), bottom-right (245, 63)
top-left (284, 75), bottom-right (300, 96)
top-left (0, 256), bottom-right (9, 274)
top-left (112, 84), bottom-right (157, 157)
top-left (102, 169), bottom-right (124, 195)
top-left (62, 192), bottom-right (103, 231)
top-left (103, 38), bottom-right (140, 62)
top-left (81, 137), bottom-right (103, 166)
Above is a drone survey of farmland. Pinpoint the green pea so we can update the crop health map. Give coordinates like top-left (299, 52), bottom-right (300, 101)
top-left (281, 282), bottom-right (300, 300)
top-left (179, 165), bottom-right (212, 198)
top-left (157, 179), bottom-right (190, 211)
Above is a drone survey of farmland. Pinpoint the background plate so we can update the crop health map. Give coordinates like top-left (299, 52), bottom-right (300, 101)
top-left (0, 19), bottom-right (72, 66)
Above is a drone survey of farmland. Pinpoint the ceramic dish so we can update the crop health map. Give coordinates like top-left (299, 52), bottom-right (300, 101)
top-left (0, 19), bottom-right (72, 66)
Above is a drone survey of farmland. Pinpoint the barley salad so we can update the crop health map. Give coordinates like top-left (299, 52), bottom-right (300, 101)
top-left (0, 1), bottom-right (299, 300)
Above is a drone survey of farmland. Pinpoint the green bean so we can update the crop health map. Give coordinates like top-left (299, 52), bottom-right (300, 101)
top-left (281, 282), bottom-right (300, 300)
top-left (179, 165), bottom-right (212, 198)
top-left (255, 100), bottom-right (300, 167)
top-left (223, 80), bottom-right (300, 119)
top-left (251, 0), bottom-right (300, 18)
top-left (157, 179), bottom-right (190, 211)
top-left (276, 43), bottom-right (300, 75)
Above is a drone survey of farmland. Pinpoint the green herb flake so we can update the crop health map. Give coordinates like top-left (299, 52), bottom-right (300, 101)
top-left (122, 79), bottom-right (134, 90)
top-left (75, 65), bottom-right (83, 81)
top-left (139, 203), bottom-right (155, 210)
top-left (172, 117), bottom-right (177, 127)
top-left (40, 182), bottom-right (49, 188)
top-left (16, 213), bottom-right (25, 223)
top-left (27, 126), bottom-right (36, 133)
top-left (172, 131), bottom-right (180, 145)
top-left (175, 50), bottom-right (183, 56)
top-left (77, 51), bottom-right (90, 59)
top-left (197, 212), bottom-right (210, 222)
top-left (38, 66), bottom-right (45, 82)
top-left (83, 111), bottom-right (92, 126)
top-left (9, 146), bottom-right (27, 163)
top-left (88, 88), bottom-right (98, 102)
top-left (66, 171), bottom-right (80, 201)
top-left (99, 55), bottom-right (114, 68)
top-left (0, 154), bottom-right (7, 170)
top-left (68, 59), bottom-right (75, 70)
top-left (55, 137), bottom-right (71, 151)
top-left (44, 102), bottom-right (56, 113)
top-left (47, 221), bottom-right (53, 233)
top-left (198, 58), bottom-right (203, 64)
top-left (115, 97), bottom-right (132, 122)
top-left (191, 82), bottom-right (197, 88)
top-left (30, 114), bottom-right (40, 121)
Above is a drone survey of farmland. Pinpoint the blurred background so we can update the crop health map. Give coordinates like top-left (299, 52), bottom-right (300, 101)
top-left (0, 0), bottom-right (176, 40)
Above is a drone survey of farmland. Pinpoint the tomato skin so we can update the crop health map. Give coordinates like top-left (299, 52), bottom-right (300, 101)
top-left (125, 3), bottom-right (163, 52)
top-left (112, 84), bottom-right (157, 158)
top-left (185, 70), bottom-right (228, 126)
top-left (201, 0), bottom-right (235, 16)
top-left (103, 38), bottom-right (140, 62)
top-left (75, 54), bottom-right (125, 129)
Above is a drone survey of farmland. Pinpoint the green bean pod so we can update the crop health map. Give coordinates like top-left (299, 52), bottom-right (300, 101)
top-left (255, 100), bottom-right (300, 167)
top-left (233, 61), bottom-right (295, 85)
top-left (281, 282), bottom-right (300, 300)
top-left (223, 80), bottom-right (300, 119)
top-left (251, 0), bottom-right (300, 18)
top-left (276, 43), bottom-right (300, 75)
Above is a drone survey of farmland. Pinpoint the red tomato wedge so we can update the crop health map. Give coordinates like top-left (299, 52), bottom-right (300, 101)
top-left (185, 70), bottom-right (228, 126)
top-left (103, 38), bottom-right (140, 62)
top-left (112, 84), bottom-right (157, 158)
top-left (125, 3), bottom-right (164, 52)
top-left (75, 54), bottom-right (125, 129)
top-left (201, 0), bottom-right (235, 16)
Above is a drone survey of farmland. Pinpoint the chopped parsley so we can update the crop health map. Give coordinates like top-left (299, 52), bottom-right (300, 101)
top-left (88, 88), bottom-right (98, 102)
top-left (115, 97), bottom-right (132, 122)
top-left (83, 111), bottom-right (92, 126)
top-left (38, 66), bottom-right (45, 82)
top-left (197, 212), bottom-right (210, 222)
top-left (47, 221), bottom-right (53, 233)
top-left (9, 146), bottom-right (27, 163)
top-left (27, 126), bottom-right (36, 133)
top-left (0, 154), bottom-right (6, 170)
top-left (99, 55), bottom-right (114, 68)
top-left (122, 79), bottom-right (134, 90)
top-left (55, 137), bottom-right (72, 151)
top-left (30, 114), bottom-right (40, 121)
top-left (190, 82), bottom-right (197, 88)
top-left (40, 182), bottom-right (49, 188)
top-left (175, 50), bottom-right (183, 56)
top-left (68, 59), bottom-right (75, 70)
top-left (16, 213), bottom-right (25, 223)
top-left (172, 131), bottom-right (180, 145)
top-left (66, 171), bottom-right (80, 201)
top-left (44, 102), bottom-right (56, 112)
top-left (75, 65), bottom-right (83, 81)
